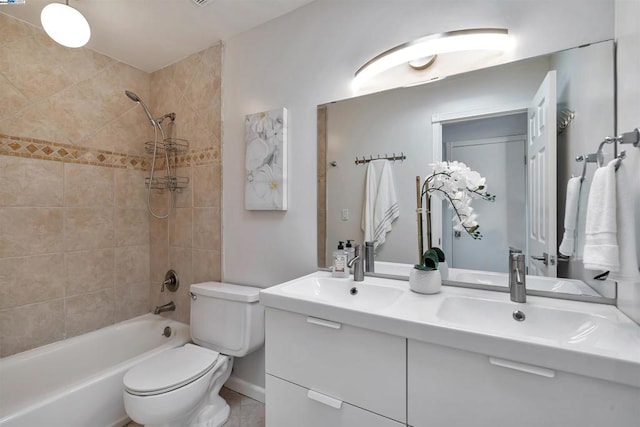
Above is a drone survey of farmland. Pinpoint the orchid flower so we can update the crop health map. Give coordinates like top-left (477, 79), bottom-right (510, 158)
top-left (422, 161), bottom-right (495, 240)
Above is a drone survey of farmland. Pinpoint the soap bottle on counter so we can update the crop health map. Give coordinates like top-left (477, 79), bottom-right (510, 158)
top-left (345, 240), bottom-right (355, 265)
top-left (332, 241), bottom-right (348, 278)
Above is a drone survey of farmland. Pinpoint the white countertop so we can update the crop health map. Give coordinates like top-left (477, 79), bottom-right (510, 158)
top-left (260, 271), bottom-right (640, 388)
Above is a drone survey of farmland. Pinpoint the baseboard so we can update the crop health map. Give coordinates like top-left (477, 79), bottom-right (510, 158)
top-left (225, 375), bottom-right (266, 403)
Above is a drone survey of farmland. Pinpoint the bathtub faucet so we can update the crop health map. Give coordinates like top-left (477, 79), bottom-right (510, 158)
top-left (154, 301), bottom-right (176, 315)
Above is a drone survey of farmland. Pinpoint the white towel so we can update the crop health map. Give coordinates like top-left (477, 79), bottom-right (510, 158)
top-left (583, 160), bottom-right (619, 271)
top-left (559, 177), bottom-right (582, 257)
top-left (610, 161), bottom-right (640, 281)
top-left (361, 160), bottom-right (399, 249)
top-left (573, 178), bottom-right (590, 260)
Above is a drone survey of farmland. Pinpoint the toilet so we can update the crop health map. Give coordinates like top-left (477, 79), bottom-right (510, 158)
top-left (123, 282), bottom-right (264, 427)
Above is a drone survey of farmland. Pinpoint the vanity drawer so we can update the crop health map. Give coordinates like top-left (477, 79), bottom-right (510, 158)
top-left (408, 339), bottom-right (640, 427)
top-left (266, 374), bottom-right (405, 427)
top-left (265, 308), bottom-right (406, 423)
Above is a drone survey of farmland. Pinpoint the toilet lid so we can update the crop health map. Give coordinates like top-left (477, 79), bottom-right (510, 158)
top-left (124, 344), bottom-right (219, 395)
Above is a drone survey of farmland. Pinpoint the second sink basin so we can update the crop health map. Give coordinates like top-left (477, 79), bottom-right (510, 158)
top-left (278, 277), bottom-right (403, 311)
top-left (436, 296), bottom-right (604, 344)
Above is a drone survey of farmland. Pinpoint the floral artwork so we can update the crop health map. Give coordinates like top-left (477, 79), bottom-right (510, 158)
top-left (244, 108), bottom-right (288, 210)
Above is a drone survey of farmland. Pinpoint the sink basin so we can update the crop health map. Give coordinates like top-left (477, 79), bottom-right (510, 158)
top-left (436, 296), bottom-right (604, 343)
top-left (449, 269), bottom-right (600, 296)
top-left (278, 277), bottom-right (403, 311)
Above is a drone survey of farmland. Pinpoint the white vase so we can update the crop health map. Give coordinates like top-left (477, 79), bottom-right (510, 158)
top-left (409, 268), bottom-right (442, 294)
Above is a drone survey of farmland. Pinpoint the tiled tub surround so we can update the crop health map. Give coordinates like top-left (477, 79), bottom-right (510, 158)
top-left (0, 13), bottom-right (224, 355)
top-left (148, 44), bottom-right (223, 325)
top-left (0, 155), bottom-right (151, 357)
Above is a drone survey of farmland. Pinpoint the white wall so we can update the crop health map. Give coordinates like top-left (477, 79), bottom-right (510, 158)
top-left (615, 0), bottom-right (640, 324)
top-left (222, 0), bottom-right (614, 389)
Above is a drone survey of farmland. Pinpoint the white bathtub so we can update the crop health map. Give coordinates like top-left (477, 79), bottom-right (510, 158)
top-left (0, 313), bottom-right (190, 427)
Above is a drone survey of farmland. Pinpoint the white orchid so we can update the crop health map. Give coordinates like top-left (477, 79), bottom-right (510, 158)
top-left (422, 161), bottom-right (495, 239)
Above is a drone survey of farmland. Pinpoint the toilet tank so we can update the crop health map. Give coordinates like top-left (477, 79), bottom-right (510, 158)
top-left (189, 282), bottom-right (264, 357)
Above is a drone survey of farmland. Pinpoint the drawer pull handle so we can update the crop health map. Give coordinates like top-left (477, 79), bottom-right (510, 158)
top-left (307, 390), bottom-right (343, 409)
top-left (306, 317), bottom-right (342, 329)
top-left (489, 357), bottom-right (555, 378)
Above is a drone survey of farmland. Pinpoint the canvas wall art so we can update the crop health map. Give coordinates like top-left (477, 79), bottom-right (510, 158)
top-left (244, 108), bottom-right (288, 210)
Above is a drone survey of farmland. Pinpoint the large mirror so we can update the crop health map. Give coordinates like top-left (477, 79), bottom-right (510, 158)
top-left (318, 40), bottom-right (616, 301)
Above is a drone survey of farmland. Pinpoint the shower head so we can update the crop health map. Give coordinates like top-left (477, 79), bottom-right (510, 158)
top-left (125, 90), bottom-right (155, 125)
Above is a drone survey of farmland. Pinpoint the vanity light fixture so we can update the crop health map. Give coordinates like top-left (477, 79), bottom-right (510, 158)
top-left (41, 0), bottom-right (90, 48)
top-left (354, 28), bottom-right (509, 88)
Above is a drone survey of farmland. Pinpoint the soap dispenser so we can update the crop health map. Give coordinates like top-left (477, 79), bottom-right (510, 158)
top-left (345, 240), bottom-right (355, 265)
top-left (332, 241), bottom-right (348, 278)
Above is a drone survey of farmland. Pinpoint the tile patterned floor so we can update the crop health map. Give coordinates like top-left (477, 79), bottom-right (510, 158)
top-left (125, 387), bottom-right (265, 427)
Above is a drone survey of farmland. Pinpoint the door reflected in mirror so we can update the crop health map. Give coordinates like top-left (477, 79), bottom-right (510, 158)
top-left (318, 40), bottom-right (616, 301)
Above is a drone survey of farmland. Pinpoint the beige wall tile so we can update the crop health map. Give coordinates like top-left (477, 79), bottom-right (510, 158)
top-left (85, 107), bottom-right (150, 156)
top-left (150, 241), bottom-right (169, 286)
top-left (0, 13), bottom-right (34, 45)
top-left (0, 35), bottom-right (73, 102)
top-left (0, 208), bottom-right (63, 258)
top-left (193, 249), bottom-right (221, 283)
top-left (0, 98), bottom-right (66, 143)
top-left (64, 208), bottom-right (114, 251)
top-left (0, 254), bottom-right (64, 310)
top-left (199, 44), bottom-right (222, 70)
top-left (193, 164), bottom-right (221, 208)
top-left (116, 209), bottom-right (149, 247)
top-left (148, 188), bottom-right (171, 216)
top-left (116, 169), bottom-right (148, 209)
top-left (0, 74), bottom-right (29, 119)
top-left (116, 245), bottom-right (150, 286)
top-left (64, 163), bottom-right (114, 207)
top-left (39, 34), bottom-right (116, 85)
top-left (0, 156), bottom-right (63, 207)
top-left (172, 167), bottom-right (193, 208)
top-left (166, 247), bottom-right (192, 324)
top-left (193, 207), bottom-right (220, 251)
top-left (0, 300), bottom-right (64, 357)
top-left (65, 249), bottom-right (114, 297)
top-left (65, 289), bottom-right (115, 338)
top-left (115, 282), bottom-right (149, 323)
top-left (169, 208), bottom-right (193, 248)
top-left (149, 215), bottom-right (169, 285)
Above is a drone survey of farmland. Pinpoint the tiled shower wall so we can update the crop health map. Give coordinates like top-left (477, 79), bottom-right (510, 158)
top-left (0, 14), bottom-right (151, 357)
top-left (148, 45), bottom-right (223, 324)
top-left (0, 14), bottom-right (223, 355)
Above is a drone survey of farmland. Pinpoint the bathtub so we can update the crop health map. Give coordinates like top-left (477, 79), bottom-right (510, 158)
top-left (0, 313), bottom-right (190, 427)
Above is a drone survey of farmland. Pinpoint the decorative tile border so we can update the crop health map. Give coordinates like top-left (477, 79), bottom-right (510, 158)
top-left (0, 134), bottom-right (220, 170)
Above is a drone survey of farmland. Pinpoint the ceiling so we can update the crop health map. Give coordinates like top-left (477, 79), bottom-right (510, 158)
top-left (0, 0), bottom-right (315, 72)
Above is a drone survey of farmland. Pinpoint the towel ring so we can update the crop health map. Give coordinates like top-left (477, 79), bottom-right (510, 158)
top-left (596, 139), bottom-right (613, 167)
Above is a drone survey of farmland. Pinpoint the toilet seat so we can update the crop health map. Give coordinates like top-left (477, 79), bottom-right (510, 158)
top-left (124, 344), bottom-right (220, 396)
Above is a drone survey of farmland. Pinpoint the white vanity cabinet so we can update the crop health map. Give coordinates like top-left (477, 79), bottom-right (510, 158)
top-left (407, 339), bottom-right (640, 427)
top-left (265, 308), bottom-right (406, 426)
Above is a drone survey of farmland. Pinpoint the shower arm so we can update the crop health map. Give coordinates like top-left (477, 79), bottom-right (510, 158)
top-left (156, 112), bottom-right (176, 124)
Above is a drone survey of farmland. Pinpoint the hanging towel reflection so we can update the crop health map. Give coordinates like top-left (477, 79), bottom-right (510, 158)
top-left (361, 159), bottom-right (399, 249)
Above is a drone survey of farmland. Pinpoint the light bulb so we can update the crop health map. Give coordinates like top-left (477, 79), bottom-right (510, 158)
top-left (41, 3), bottom-right (91, 48)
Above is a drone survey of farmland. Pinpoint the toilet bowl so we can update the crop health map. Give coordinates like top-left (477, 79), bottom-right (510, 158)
top-left (123, 282), bottom-right (264, 427)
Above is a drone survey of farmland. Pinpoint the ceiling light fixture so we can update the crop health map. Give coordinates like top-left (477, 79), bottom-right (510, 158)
top-left (354, 28), bottom-right (509, 88)
top-left (41, 1), bottom-right (91, 48)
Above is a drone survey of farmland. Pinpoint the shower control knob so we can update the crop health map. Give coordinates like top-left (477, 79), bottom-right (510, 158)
top-left (162, 270), bottom-right (179, 292)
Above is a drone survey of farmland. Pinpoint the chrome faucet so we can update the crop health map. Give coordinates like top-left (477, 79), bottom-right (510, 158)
top-left (509, 252), bottom-right (526, 303)
top-left (364, 241), bottom-right (375, 273)
top-left (347, 244), bottom-right (364, 282)
top-left (154, 301), bottom-right (176, 315)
